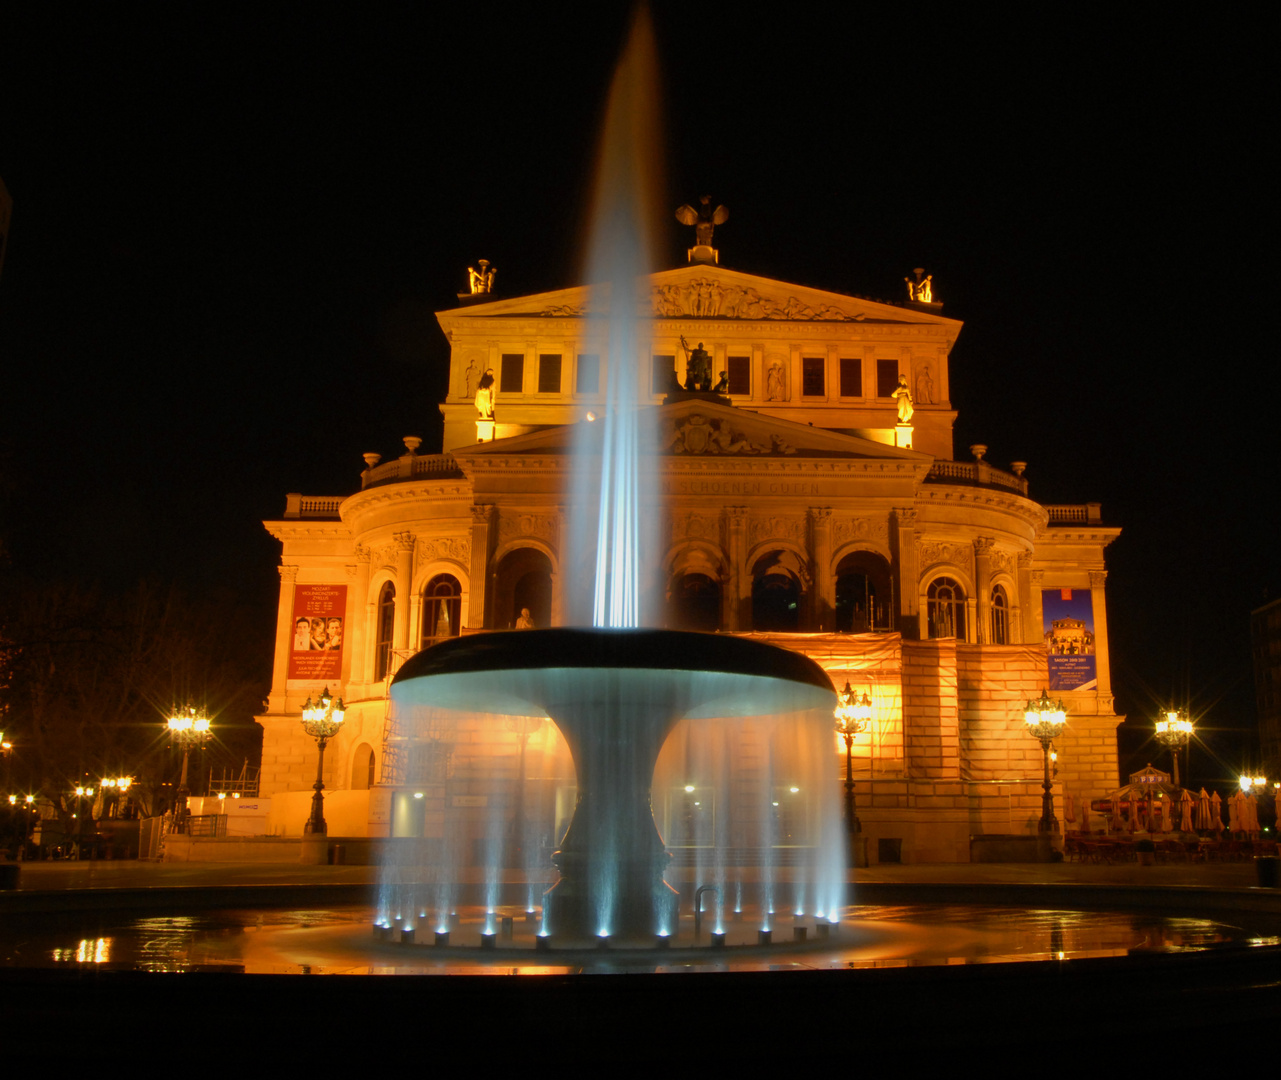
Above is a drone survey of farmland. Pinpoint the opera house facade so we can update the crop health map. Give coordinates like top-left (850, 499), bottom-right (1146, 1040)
top-left (256, 262), bottom-right (1120, 864)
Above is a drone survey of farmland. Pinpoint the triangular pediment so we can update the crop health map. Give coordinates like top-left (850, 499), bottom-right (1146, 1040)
top-left (437, 265), bottom-right (960, 329)
top-left (452, 398), bottom-right (933, 465)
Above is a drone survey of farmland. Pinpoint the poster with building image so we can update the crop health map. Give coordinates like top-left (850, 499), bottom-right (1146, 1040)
top-left (1041, 588), bottom-right (1096, 690)
top-left (288, 584), bottom-right (347, 682)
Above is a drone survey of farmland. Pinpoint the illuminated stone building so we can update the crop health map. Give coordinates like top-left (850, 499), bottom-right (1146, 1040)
top-left (257, 263), bottom-right (1122, 863)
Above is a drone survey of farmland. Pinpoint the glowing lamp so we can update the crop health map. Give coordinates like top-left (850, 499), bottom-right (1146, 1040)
top-left (1024, 690), bottom-right (1067, 834)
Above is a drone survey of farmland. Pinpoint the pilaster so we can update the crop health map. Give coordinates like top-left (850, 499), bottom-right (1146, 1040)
top-left (1088, 570), bottom-right (1113, 698)
top-left (725, 506), bottom-right (748, 631)
top-left (393, 532), bottom-right (415, 650)
top-left (974, 537), bottom-right (994, 644)
top-left (1028, 569), bottom-right (1045, 650)
top-left (270, 564), bottom-right (299, 707)
top-left (348, 547), bottom-right (371, 684)
top-left (468, 504), bottom-right (495, 629)
top-left (893, 507), bottom-right (920, 639)
top-left (809, 507), bottom-right (834, 631)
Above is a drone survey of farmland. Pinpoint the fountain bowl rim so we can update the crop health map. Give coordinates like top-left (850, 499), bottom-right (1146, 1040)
top-left (392, 627), bottom-right (834, 693)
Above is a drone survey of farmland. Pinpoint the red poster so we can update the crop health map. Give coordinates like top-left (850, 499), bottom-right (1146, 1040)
top-left (288, 584), bottom-right (347, 682)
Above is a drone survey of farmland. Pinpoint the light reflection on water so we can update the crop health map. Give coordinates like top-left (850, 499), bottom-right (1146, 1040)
top-left (5, 903), bottom-right (1273, 976)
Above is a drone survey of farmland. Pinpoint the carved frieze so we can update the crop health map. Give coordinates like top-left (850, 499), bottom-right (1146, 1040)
top-left (498, 513), bottom-right (559, 545)
top-left (540, 302), bottom-right (586, 317)
top-left (650, 279), bottom-right (866, 322)
top-left (918, 541), bottom-right (972, 574)
top-left (832, 517), bottom-right (889, 548)
top-left (418, 536), bottom-right (471, 565)
top-left (666, 415), bottom-right (791, 455)
top-left (673, 512), bottom-right (720, 543)
top-left (749, 515), bottom-right (806, 547)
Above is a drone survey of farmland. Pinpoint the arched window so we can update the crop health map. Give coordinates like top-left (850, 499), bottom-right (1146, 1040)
top-left (351, 744), bottom-right (376, 790)
top-left (991, 585), bottom-right (1010, 645)
top-left (927, 577), bottom-right (966, 640)
top-left (669, 572), bottom-right (721, 631)
top-left (375, 582), bottom-right (396, 681)
top-left (420, 574), bottom-right (462, 648)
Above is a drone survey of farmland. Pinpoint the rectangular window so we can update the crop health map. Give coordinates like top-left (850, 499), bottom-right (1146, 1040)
top-left (575, 353), bottom-right (600, 394)
top-left (500, 353), bottom-right (525, 394)
top-left (538, 353), bottom-right (562, 394)
top-left (727, 356), bottom-right (750, 395)
top-left (802, 357), bottom-right (825, 397)
top-left (652, 354), bottom-right (676, 395)
top-left (876, 359), bottom-right (899, 398)
top-left (839, 358), bottom-right (862, 398)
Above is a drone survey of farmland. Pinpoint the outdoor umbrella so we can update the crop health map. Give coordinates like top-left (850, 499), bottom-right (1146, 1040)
top-left (1210, 790), bottom-right (1224, 832)
top-left (1228, 791), bottom-right (1242, 833)
top-left (1110, 792), bottom-right (1124, 832)
top-left (1064, 793), bottom-right (1075, 826)
top-left (1159, 792), bottom-right (1171, 833)
top-left (1179, 788), bottom-right (1194, 832)
top-left (1196, 788), bottom-right (1212, 831)
top-left (1246, 794), bottom-right (1259, 834)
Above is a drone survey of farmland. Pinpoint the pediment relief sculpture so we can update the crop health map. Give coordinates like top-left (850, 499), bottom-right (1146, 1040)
top-left (650, 279), bottom-right (865, 322)
top-left (666, 414), bottom-right (797, 456)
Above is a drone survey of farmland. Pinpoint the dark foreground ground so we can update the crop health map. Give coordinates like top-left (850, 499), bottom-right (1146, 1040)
top-left (2, 859), bottom-right (1278, 1062)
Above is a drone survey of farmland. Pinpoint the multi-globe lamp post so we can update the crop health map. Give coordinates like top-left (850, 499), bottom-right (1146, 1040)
top-left (167, 704), bottom-right (211, 824)
top-left (834, 681), bottom-right (873, 838)
top-left (1024, 689), bottom-right (1067, 833)
top-left (301, 687), bottom-right (345, 836)
top-left (1154, 708), bottom-right (1193, 788)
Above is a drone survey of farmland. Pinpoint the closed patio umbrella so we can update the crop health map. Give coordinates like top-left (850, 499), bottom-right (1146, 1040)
top-left (1210, 790), bottom-right (1224, 832)
top-left (1196, 788), bottom-right (1212, 831)
top-left (1179, 788), bottom-right (1194, 832)
top-left (1228, 791), bottom-right (1243, 833)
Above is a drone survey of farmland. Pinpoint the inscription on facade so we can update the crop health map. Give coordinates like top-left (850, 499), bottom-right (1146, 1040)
top-left (663, 479), bottom-right (820, 496)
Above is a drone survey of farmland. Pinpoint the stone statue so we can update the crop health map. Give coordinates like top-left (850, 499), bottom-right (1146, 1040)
top-left (915, 364), bottom-right (934, 405)
top-left (765, 362), bottom-right (785, 401)
top-left (464, 357), bottom-right (483, 399)
top-left (515, 607), bottom-right (535, 629)
top-left (475, 368), bottom-right (496, 419)
top-left (905, 267), bottom-right (935, 303)
top-left (675, 196), bottom-right (728, 250)
top-left (467, 259), bottom-right (496, 295)
top-left (680, 335), bottom-right (712, 391)
top-left (712, 370), bottom-right (729, 393)
top-left (892, 374), bottom-right (914, 424)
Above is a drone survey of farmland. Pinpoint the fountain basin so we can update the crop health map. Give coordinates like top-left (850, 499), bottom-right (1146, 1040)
top-left (389, 629), bottom-right (841, 940)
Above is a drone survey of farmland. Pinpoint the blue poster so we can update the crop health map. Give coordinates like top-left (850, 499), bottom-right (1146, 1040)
top-left (1042, 588), bottom-right (1096, 690)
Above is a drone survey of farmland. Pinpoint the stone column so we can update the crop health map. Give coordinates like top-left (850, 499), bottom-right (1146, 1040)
top-left (1028, 569), bottom-right (1045, 651)
top-left (393, 532), bottom-right (415, 651)
top-left (724, 506), bottom-right (748, 631)
top-left (1016, 552), bottom-right (1034, 643)
top-left (347, 547), bottom-right (371, 684)
top-left (809, 507), bottom-right (834, 631)
top-left (974, 537), bottom-right (994, 644)
top-left (551, 507), bottom-right (567, 627)
top-left (1088, 570), bottom-right (1114, 699)
top-left (270, 564), bottom-right (299, 707)
top-left (467, 504), bottom-right (495, 630)
top-left (893, 507), bottom-right (920, 639)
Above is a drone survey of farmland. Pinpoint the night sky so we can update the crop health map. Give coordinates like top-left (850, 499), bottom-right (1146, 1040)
top-left (0, 7), bottom-right (1270, 783)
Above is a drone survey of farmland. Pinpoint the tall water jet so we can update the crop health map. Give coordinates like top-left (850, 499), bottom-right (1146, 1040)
top-left (571, 5), bottom-right (665, 628)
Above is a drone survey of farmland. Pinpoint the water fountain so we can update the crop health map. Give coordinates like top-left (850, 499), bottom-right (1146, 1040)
top-left (375, 8), bottom-right (844, 947)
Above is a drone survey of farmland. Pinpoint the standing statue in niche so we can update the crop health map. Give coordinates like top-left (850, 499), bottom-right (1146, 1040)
top-left (892, 374), bottom-right (914, 424)
top-left (679, 335), bottom-right (713, 391)
top-left (464, 357), bottom-right (483, 399)
top-left (765, 362), bottom-right (785, 401)
top-left (915, 364), bottom-right (935, 405)
top-left (474, 368), bottom-right (496, 419)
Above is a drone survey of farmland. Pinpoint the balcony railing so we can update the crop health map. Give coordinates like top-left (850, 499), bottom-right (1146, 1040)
top-left (361, 452), bottom-right (463, 489)
top-left (283, 494), bottom-right (344, 519)
top-left (1045, 503), bottom-right (1103, 525)
top-left (924, 460), bottom-right (1028, 495)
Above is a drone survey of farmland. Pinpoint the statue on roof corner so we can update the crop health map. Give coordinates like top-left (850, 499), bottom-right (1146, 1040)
top-left (467, 259), bottom-right (496, 295)
top-left (676, 196), bottom-right (728, 264)
top-left (905, 267), bottom-right (935, 303)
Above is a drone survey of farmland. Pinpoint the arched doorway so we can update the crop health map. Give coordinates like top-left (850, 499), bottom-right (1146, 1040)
top-left (494, 548), bottom-right (553, 630)
top-left (750, 550), bottom-right (806, 631)
top-left (668, 572), bottom-right (721, 631)
top-left (834, 550), bottom-right (893, 633)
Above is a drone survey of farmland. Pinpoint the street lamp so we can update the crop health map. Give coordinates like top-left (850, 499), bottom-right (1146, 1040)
top-left (301, 686), bottom-right (345, 836)
top-left (1154, 708), bottom-right (1194, 788)
top-left (834, 682), bottom-right (873, 836)
top-left (1025, 690), bottom-right (1067, 833)
top-left (100, 776), bottom-right (133, 819)
top-left (167, 704), bottom-right (212, 825)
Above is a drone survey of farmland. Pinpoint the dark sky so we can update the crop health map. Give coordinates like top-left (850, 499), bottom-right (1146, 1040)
top-left (0, 6), bottom-right (1271, 781)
